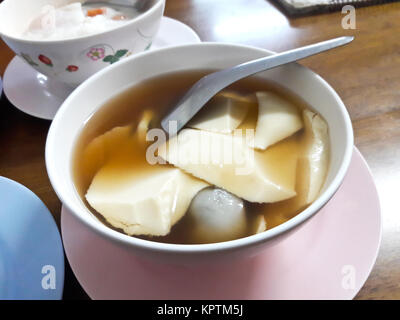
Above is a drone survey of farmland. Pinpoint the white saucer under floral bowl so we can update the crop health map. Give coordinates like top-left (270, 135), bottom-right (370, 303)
top-left (2, 17), bottom-right (201, 120)
top-left (61, 148), bottom-right (381, 300)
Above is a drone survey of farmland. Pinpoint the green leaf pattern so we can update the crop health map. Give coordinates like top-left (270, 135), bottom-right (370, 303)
top-left (103, 49), bottom-right (128, 64)
top-left (20, 53), bottom-right (38, 67)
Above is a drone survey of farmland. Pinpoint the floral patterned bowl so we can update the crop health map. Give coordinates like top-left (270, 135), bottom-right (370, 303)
top-left (0, 0), bottom-right (165, 87)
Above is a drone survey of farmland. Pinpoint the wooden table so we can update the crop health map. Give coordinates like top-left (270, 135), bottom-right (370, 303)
top-left (1, 0), bottom-right (399, 300)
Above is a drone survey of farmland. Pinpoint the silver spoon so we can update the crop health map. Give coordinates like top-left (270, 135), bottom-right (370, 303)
top-left (161, 36), bottom-right (354, 134)
top-left (83, 0), bottom-right (153, 13)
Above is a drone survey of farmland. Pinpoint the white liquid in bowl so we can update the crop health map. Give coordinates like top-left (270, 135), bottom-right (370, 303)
top-left (22, 2), bottom-right (138, 41)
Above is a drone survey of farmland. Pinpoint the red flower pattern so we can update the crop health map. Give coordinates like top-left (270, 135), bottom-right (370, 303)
top-left (66, 65), bottom-right (79, 72)
top-left (38, 54), bottom-right (53, 66)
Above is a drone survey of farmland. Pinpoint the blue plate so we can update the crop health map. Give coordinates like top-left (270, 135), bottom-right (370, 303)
top-left (0, 177), bottom-right (64, 299)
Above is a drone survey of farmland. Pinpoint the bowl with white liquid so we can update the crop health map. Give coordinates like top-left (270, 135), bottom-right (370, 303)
top-left (0, 0), bottom-right (165, 87)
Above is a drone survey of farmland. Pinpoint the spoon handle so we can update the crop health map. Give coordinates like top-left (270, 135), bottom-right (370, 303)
top-left (161, 36), bottom-right (354, 133)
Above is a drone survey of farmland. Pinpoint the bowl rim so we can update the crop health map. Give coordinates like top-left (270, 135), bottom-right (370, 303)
top-left (46, 42), bottom-right (354, 255)
top-left (0, 0), bottom-right (164, 44)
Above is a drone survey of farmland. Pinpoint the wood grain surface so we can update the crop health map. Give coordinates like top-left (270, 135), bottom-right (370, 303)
top-left (0, 0), bottom-right (399, 299)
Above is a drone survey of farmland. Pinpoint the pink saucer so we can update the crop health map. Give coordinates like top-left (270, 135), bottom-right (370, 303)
top-left (61, 147), bottom-right (381, 300)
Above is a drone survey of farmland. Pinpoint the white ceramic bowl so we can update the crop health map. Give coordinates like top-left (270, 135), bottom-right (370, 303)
top-left (0, 0), bottom-right (165, 87)
top-left (46, 43), bottom-right (354, 264)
